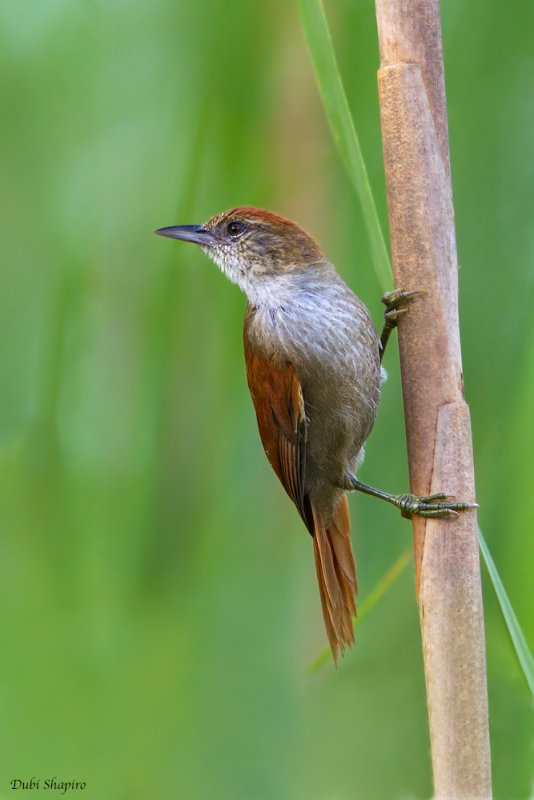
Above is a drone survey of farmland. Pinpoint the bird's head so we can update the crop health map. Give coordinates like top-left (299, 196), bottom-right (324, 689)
top-left (155, 207), bottom-right (329, 305)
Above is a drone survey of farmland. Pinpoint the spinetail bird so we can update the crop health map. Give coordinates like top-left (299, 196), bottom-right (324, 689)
top-left (155, 207), bottom-right (475, 663)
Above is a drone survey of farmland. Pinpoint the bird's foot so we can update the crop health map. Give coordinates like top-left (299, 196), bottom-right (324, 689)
top-left (392, 492), bottom-right (478, 519)
top-left (379, 289), bottom-right (425, 359)
top-left (381, 288), bottom-right (424, 324)
top-left (344, 476), bottom-right (478, 519)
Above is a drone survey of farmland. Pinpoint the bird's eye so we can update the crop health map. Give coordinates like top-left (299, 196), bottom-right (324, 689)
top-left (227, 220), bottom-right (245, 238)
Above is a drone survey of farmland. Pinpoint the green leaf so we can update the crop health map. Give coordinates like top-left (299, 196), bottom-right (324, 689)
top-left (298, 0), bottom-right (392, 292)
top-left (478, 527), bottom-right (534, 697)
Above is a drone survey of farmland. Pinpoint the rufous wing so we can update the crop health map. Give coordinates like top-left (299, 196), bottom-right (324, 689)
top-left (243, 310), bottom-right (357, 663)
top-left (243, 318), bottom-right (312, 534)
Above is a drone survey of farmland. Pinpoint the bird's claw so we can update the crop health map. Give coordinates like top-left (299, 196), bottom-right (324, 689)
top-left (394, 492), bottom-right (478, 520)
top-left (381, 288), bottom-right (425, 319)
top-left (379, 289), bottom-right (426, 361)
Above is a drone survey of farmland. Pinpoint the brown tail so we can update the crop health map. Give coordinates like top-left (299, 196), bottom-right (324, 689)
top-left (312, 494), bottom-right (357, 664)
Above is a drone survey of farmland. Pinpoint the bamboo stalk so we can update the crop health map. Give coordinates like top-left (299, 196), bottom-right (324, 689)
top-left (373, 1), bottom-right (492, 796)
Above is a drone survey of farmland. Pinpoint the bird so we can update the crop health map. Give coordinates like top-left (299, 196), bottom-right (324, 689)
top-left (155, 207), bottom-right (474, 663)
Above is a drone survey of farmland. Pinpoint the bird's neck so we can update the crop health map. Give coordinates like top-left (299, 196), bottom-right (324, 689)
top-left (242, 262), bottom-right (336, 309)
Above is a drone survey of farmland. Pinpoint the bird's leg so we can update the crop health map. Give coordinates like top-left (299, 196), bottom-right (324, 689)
top-left (369, 289), bottom-right (476, 517)
top-left (343, 475), bottom-right (477, 519)
top-left (379, 289), bottom-right (424, 362)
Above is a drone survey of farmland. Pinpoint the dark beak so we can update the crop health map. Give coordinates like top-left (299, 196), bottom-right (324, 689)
top-left (154, 225), bottom-right (213, 246)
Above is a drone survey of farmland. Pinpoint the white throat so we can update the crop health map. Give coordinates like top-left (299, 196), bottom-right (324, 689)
top-left (205, 246), bottom-right (334, 309)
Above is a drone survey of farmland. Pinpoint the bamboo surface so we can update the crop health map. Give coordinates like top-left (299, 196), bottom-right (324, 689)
top-left (374, 1), bottom-right (492, 796)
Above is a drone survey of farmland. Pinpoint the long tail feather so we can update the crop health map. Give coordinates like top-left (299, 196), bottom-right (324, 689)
top-left (312, 494), bottom-right (357, 664)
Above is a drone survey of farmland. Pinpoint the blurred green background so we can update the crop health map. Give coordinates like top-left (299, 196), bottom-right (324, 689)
top-left (0, 1), bottom-right (532, 798)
